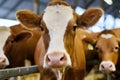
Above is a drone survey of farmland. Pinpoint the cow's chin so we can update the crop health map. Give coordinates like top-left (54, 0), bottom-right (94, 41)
top-left (45, 65), bottom-right (66, 80)
top-left (51, 68), bottom-right (65, 80)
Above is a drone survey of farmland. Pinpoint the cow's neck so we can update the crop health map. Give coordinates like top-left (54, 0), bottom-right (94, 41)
top-left (116, 53), bottom-right (120, 69)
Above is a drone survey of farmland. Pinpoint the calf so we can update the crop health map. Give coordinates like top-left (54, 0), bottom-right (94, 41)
top-left (0, 26), bottom-right (10, 68)
top-left (16, 0), bottom-right (103, 79)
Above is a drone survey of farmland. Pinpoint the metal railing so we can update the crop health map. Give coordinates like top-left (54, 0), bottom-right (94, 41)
top-left (0, 65), bottom-right (39, 79)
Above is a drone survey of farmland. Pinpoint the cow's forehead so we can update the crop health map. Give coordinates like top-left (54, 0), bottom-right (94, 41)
top-left (97, 33), bottom-right (119, 47)
top-left (43, 5), bottom-right (73, 32)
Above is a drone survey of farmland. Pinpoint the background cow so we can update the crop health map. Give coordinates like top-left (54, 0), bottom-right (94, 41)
top-left (84, 28), bottom-right (120, 79)
top-left (3, 24), bottom-right (41, 68)
top-left (0, 26), bottom-right (10, 68)
top-left (4, 25), bottom-right (41, 68)
top-left (3, 24), bottom-right (41, 80)
top-left (16, 0), bottom-right (103, 80)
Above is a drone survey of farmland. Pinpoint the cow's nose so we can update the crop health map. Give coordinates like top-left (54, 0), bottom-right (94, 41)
top-left (99, 61), bottom-right (116, 71)
top-left (0, 58), bottom-right (6, 68)
top-left (46, 52), bottom-right (67, 68)
top-left (0, 58), bottom-right (5, 63)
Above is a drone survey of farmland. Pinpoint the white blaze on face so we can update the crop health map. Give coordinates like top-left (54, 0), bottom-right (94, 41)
top-left (43, 5), bottom-right (73, 68)
top-left (0, 27), bottom-right (10, 66)
top-left (101, 34), bottom-right (113, 39)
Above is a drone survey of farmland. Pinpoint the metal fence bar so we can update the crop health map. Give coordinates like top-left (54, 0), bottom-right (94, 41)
top-left (0, 65), bottom-right (39, 79)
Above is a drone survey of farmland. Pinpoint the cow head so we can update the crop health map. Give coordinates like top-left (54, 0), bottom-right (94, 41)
top-left (16, 0), bottom-right (103, 79)
top-left (85, 29), bottom-right (120, 72)
top-left (95, 30), bottom-right (120, 72)
top-left (3, 24), bottom-right (41, 67)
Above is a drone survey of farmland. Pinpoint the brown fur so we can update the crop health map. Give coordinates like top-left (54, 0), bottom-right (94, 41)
top-left (48, 0), bottom-right (70, 6)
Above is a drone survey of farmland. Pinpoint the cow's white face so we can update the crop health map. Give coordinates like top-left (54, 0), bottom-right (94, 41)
top-left (43, 5), bottom-right (73, 69)
top-left (42, 4), bottom-right (73, 80)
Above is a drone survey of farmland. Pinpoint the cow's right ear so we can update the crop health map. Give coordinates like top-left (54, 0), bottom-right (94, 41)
top-left (16, 10), bottom-right (40, 28)
top-left (14, 32), bottom-right (32, 42)
top-left (77, 8), bottom-right (103, 28)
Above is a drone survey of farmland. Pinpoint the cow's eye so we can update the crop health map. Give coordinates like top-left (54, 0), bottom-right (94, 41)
top-left (11, 39), bottom-right (14, 43)
top-left (40, 25), bottom-right (44, 31)
top-left (8, 39), bottom-right (14, 44)
top-left (73, 24), bottom-right (77, 31)
top-left (40, 27), bottom-right (44, 31)
top-left (95, 46), bottom-right (99, 51)
top-left (114, 46), bottom-right (119, 52)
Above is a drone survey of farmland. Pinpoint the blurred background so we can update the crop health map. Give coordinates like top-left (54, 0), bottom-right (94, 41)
top-left (0, 0), bottom-right (120, 32)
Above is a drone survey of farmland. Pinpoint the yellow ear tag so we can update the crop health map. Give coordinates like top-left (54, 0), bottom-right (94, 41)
top-left (88, 44), bottom-right (93, 50)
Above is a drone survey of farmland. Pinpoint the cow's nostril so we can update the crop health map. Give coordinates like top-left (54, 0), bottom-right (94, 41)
top-left (46, 55), bottom-right (51, 62)
top-left (0, 58), bottom-right (5, 63)
top-left (101, 65), bottom-right (104, 69)
top-left (109, 64), bottom-right (112, 68)
top-left (60, 55), bottom-right (65, 61)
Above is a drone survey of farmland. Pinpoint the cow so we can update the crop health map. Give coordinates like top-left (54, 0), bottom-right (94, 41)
top-left (95, 28), bottom-right (120, 79)
top-left (3, 24), bottom-right (41, 68)
top-left (83, 28), bottom-right (120, 79)
top-left (16, 0), bottom-right (103, 79)
top-left (0, 26), bottom-right (10, 68)
top-left (3, 24), bottom-right (41, 80)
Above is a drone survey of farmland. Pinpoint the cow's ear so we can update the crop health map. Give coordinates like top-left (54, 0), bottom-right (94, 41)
top-left (77, 8), bottom-right (103, 27)
top-left (82, 32), bottom-right (98, 45)
top-left (14, 32), bottom-right (32, 42)
top-left (16, 10), bottom-right (40, 28)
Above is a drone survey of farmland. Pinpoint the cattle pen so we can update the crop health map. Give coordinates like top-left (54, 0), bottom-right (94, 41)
top-left (0, 65), bottom-right (114, 80)
top-left (0, 65), bottom-right (39, 79)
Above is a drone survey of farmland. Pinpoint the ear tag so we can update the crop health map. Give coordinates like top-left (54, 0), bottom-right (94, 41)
top-left (65, 66), bottom-right (70, 72)
top-left (88, 44), bottom-right (93, 50)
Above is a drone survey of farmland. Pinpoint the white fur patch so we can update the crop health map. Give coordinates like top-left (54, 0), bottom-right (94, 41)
top-left (85, 30), bottom-right (92, 34)
top-left (43, 5), bottom-right (73, 68)
top-left (0, 27), bottom-right (10, 66)
top-left (101, 34), bottom-right (113, 39)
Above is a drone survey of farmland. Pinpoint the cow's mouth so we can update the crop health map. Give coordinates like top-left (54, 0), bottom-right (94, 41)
top-left (52, 68), bottom-right (64, 80)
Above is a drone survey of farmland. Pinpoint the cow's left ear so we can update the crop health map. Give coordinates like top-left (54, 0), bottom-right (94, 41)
top-left (77, 8), bottom-right (104, 27)
top-left (14, 31), bottom-right (32, 42)
top-left (16, 10), bottom-right (40, 28)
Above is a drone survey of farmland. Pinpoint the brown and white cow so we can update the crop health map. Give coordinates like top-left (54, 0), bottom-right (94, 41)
top-left (16, 0), bottom-right (103, 79)
top-left (3, 24), bottom-right (41, 68)
top-left (0, 26), bottom-right (10, 68)
top-left (85, 28), bottom-right (120, 79)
